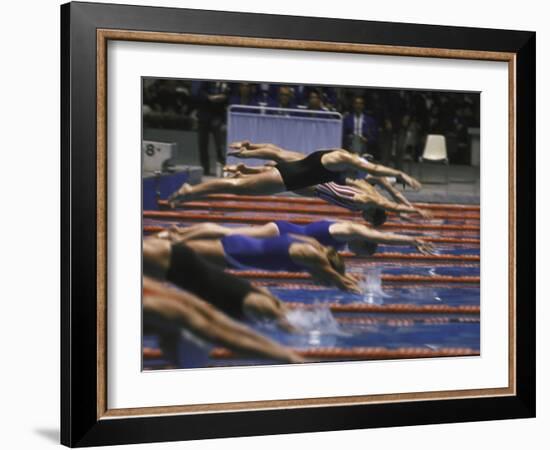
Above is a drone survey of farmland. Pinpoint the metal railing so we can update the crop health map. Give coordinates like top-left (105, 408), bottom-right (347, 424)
top-left (226, 105), bottom-right (343, 166)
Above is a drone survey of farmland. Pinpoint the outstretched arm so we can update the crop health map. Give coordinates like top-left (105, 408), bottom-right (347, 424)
top-left (366, 177), bottom-right (432, 219)
top-left (296, 246), bottom-right (361, 293)
top-left (368, 176), bottom-right (414, 207)
top-left (374, 195), bottom-right (432, 219)
top-left (347, 154), bottom-right (422, 190)
top-left (347, 179), bottom-right (430, 218)
top-left (143, 278), bottom-right (303, 363)
top-left (346, 223), bottom-right (436, 255)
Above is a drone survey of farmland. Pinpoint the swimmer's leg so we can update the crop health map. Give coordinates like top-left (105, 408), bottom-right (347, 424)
top-left (224, 163), bottom-right (272, 175)
top-left (228, 142), bottom-right (303, 162)
top-left (174, 222), bottom-right (279, 242)
top-left (169, 170), bottom-right (286, 204)
top-left (243, 290), bottom-right (297, 333)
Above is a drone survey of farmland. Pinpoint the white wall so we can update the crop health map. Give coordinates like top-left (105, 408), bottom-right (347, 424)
top-left (0, 0), bottom-right (546, 449)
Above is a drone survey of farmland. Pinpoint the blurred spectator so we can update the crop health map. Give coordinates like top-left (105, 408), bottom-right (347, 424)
top-left (319, 87), bottom-right (338, 111)
top-left (228, 82), bottom-right (259, 113)
top-left (256, 83), bottom-right (276, 106)
top-left (304, 89), bottom-right (330, 118)
top-left (378, 118), bottom-right (395, 166)
top-left (143, 78), bottom-right (480, 167)
top-left (292, 85), bottom-right (309, 107)
top-left (307, 90), bottom-right (324, 110)
top-left (195, 81), bottom-right (230, 175)
top-left (268, 86), bottom-right (296, 115)
top-left (395, 114), bottom-right (422, 170)
top-left (343, 96), bottom-right (378, 156)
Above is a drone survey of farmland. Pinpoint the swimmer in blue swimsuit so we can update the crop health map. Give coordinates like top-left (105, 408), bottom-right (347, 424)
top-left (157, 219), bottom-right (436, 256)
top-left (179, 233), bottom-right (361, 293)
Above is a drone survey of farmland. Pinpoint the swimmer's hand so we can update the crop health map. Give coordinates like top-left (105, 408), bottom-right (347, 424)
top-left (399, 173), bottom-right (422, 191)
top-left (340, 274), bottom-right (362, 294)
top-left (414, 239), bottom-right (437, 256)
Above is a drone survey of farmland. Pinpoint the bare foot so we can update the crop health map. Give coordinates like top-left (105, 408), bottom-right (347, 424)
top-left (156, 230), bottom-right (171, 240)
top-left (223, 163), bottom-right (246, 173)
top-left (168, 183), bottom-right (193, 206)
top-left (227, 149), bottom-right (253, 158)
top-left (169, 224), bottom-right (182, 234)
top-left (228, 140), bottom-right (250, 150)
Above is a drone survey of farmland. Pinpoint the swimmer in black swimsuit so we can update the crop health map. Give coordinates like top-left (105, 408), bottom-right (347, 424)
top-left (167, 140), bottom-right (421, 205)
top-left (164, 233), bottom-right (361, 293)
top-left (223, 162), bottom-right (432, 225)
top-left (143, 277), bottom-right (304, 363)
top-left (143, 239), bottom-right (296, 330)
top-left (157, 220), bottom-right (437, 256)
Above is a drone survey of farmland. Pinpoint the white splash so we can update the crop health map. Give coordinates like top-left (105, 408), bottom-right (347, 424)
top-left (357, 267), bottom-right (392, 305)
top-left (285, 305), bottom-right (347, 346)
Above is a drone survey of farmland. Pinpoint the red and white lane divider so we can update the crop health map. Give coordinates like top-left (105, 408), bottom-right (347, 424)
top-left (336, 316), bottom-right (480, 325)
top-left (209, 346), bottom-right (479, 360)
top-left (284, 302), bottom-right (480, 314)
top-left (184, 194), bottom-right (480, 212)
top-left (158, 199), bottom-right (480, 221)
top-left (143, 210), bottom-right (480, 232)
top-left (229, 270), bottom-right (480, 283)
top-left (143, 225), bottom-right (480, 244)
top-left (253, 281), bottom-right (479, 290)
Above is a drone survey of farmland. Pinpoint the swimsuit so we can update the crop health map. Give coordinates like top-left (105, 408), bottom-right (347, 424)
top-left (273, 220), bottom-right (346, 250)
top-left (165, 243), bottom-right (254, 318)
top-left (314, 182), bottom-right (363, 212)
top-left (221, 234), bottom-right (304, 272)
top-left (274, 150), bottom-right (342, 191)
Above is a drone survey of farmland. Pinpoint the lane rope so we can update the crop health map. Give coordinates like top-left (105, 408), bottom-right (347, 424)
top-left (143, 347), bottom-right (163, 359)
top-left (143, 225), bottom-right (479, 244)
top-left (284, 302), bottom-right (480, 314)
top-left (229, 271), bottom-right (480, 283)
top-left (184, 194), bottom-right (480, 211)
top-left (159, 199), bottom-right (480, 220)
top-left (143, 211), bottom-right (480, 232)
top-left (253, 281), bottom-right (480, 290)
top-left (210, 346), bottom-right (479, 360)
top-left (336, 316), bottom-right (480, 325)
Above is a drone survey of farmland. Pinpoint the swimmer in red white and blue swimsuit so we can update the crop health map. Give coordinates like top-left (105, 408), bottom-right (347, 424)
top-left (217, 142), bottom-right (432, 225)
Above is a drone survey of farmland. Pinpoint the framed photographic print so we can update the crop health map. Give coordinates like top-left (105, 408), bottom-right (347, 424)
top-left (61, 1), bottom-right (535, 447)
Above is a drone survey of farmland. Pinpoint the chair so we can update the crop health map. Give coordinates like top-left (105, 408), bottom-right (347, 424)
top-left (419, 134), bottom-right (449, 184)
